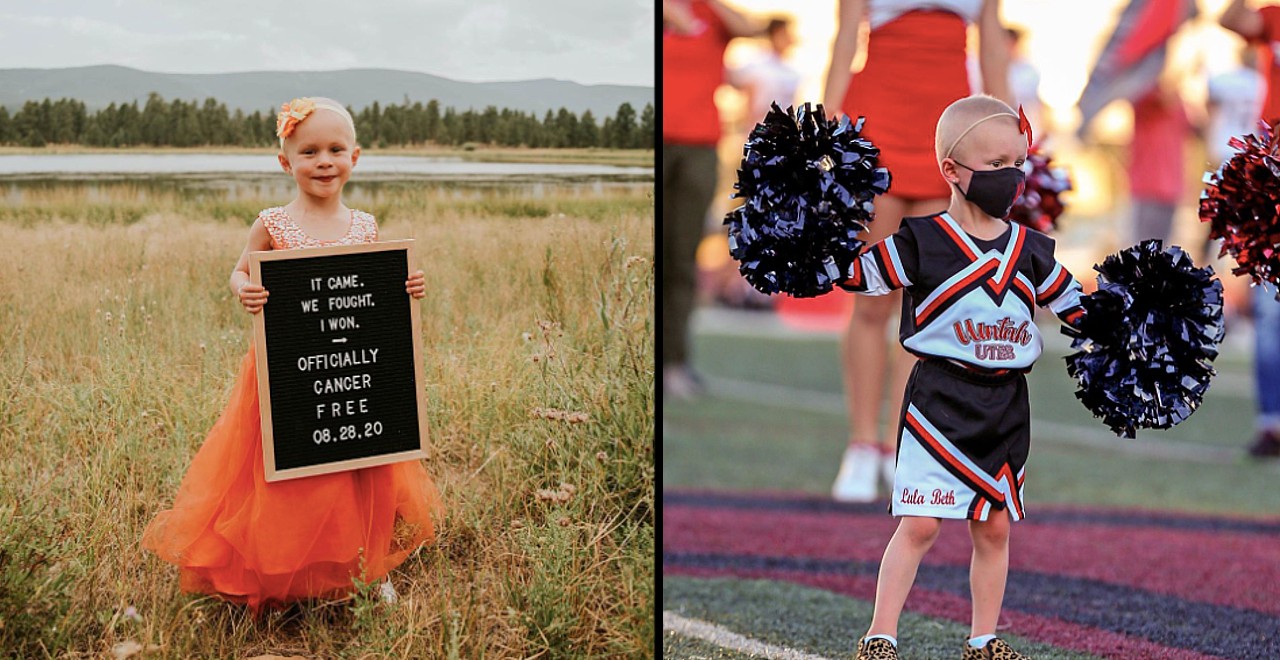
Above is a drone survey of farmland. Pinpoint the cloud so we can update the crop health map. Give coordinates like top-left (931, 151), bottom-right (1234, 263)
top-left (0, 0), bottom-right (653, 86)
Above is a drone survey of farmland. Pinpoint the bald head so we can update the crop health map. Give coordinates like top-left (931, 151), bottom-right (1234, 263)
top-left (935, 95), bottom-right (1021, 164)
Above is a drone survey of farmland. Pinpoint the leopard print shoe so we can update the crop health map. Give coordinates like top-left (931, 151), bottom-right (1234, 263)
top-left (961, 637), bottom-right (1031, 660)
top-left (855, 636), bottom-right (899, 660)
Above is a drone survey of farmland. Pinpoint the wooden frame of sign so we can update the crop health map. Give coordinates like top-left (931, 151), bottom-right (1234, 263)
top-left (250, 239), bottom-right (429, 482)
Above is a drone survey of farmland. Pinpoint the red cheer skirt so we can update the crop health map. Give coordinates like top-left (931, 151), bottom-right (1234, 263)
top-left (842, 10), bottom-right (972, 201)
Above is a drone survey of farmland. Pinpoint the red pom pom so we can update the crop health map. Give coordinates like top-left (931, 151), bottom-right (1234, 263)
top-left (1009, 148), bottom-right (1071, 233)
top-left (1199, 121), bottom-right (1280, 286)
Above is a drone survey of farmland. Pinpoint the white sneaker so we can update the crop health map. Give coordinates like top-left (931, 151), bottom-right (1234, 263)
top-left (832, 445), bottom-right (879, 502)
top-left (880, 451), bottom-right (896, 494)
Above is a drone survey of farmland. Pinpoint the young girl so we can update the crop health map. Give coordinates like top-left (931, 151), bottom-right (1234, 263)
top-left (824, 0), bottom-right (1012, 503)
top-left (142, 97), bottom-right (442, 611)
top-left (840, 96), bottom-right (1076, 660)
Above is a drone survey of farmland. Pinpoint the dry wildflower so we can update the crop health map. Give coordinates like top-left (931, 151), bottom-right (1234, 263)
top-left (123, 606), bottom-right (142, 623)
top-left (596, 451), bottom-right (608, 461)
top-left (104, 312), bottom-right (113, 324)
top-left (112, 641), bottom-right (163, 659)
top-left (557, 516), bottom-right (572, 527)
top-left (199, 343), bottom-right (206, 352)
top-left (531, 407), bottom-right (589, 424)
top-left (511, 519), bottom-right (524, 529)
top-left (535, 488), bottom-right (568, 503)
top-left (625, 255), bottom-right (648, 267)
top-left (535, 482), bottom-right (576, 504)
top-left (521, 332), bottom-right (533, 342)
top-left (112, 641), bottom-right (143, 659)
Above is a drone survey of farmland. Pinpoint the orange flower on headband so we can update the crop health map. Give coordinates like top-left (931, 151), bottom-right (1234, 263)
top-left (276, 97), bottom-right (317, 140)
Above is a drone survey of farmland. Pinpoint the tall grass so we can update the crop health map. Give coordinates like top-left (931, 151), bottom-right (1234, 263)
top-left (0, 184), bottom-right (654, 657)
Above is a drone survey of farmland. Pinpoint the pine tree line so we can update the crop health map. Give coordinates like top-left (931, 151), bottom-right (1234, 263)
top-left (0, 94), bottom-right (656, 149)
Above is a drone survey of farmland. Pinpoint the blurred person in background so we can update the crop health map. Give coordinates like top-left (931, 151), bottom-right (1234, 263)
top-left (1206, 45), bottom-right (1263, 166)
top-left (1006, 27), bottom-right (1046, 136)
top-left (1220, 0), bottom-right (1280, 457)
top-left (1203, 45), bottom-right (1262, 330)
top-left (822, 0), bottom-right (1011, 503)
top-left (663, 0), bottom-right (760, 399)
top-left (968, 26), bottom-right (1045, 133)
top-left (704, 15), bottom-right (804, 311)
top-left (729, 16), bottom-right (803, 128)
top-left (1125, 75), bottom-right (1193, 246)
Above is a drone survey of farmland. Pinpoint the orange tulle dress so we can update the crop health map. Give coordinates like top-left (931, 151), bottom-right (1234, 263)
top-left (142, 207), bottom-right (442, 611)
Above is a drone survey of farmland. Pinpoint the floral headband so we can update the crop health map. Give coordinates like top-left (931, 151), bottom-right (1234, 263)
top-left (276, 97), bottom-right (356, 148)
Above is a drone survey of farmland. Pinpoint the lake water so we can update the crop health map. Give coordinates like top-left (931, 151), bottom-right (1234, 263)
top-left (0, 152), bottom-right (653, 203)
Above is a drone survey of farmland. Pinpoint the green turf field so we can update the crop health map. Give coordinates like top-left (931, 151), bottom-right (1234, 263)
top-left (664, 308), bottom-right (1280, 515)
top-left (663, 307), bottom-right (1280, 659)
top-left (664, 577), bottom-right (1103, 660)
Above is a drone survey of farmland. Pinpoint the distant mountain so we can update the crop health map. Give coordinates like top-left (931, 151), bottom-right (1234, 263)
top-left (0, 65), bottom-right (653, 118)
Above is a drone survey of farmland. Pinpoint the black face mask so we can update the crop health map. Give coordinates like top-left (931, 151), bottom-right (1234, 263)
top-left (951, 161), bottom-right (1026, 219)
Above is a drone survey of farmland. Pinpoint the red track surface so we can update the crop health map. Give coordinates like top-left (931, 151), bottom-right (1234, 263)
top-left (664, 489), bottom-right (1280, 659)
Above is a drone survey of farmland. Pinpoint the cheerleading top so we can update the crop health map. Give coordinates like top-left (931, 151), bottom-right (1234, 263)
top-left (663, 0), bottom-right (732, 146)
top-left (868, 0), bottom-right (981, 29)
top-left (840, 212), bottom-right (1083, 371)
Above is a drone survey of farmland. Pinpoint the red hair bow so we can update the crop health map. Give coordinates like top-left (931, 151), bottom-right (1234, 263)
top-left (1018, 104), bottom-right (1033, 148)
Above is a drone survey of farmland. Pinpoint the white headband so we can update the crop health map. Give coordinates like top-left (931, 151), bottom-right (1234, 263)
top-left (943, 112), bottom-right (1019, 159)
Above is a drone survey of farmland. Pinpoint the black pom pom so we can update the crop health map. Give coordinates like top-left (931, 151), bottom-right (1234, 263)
top-left (1062, 240), bottom-right (1225, 438)
top-left (1009, 148), bottom-right (1071, 233)
top-left (1199, 121), bottom-right (1280, 285)
top-left (724, 102), bottom-right (892, 298)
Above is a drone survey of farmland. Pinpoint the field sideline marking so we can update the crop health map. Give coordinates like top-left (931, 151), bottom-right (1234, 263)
top-left (702, 374), bottom-right (1245, 465)
top-left (663, 610), bottom-right (837, 660)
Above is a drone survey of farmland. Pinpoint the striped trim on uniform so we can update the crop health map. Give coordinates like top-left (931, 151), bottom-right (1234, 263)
top-left (906, 403), bottom-right (1026, 522)
top-left (904, 404), bottom-right (1004, 503)
top-left (1036, 262), bottom-right (1073, 306)
top-left (913, 258), bottom-right (1000, 324)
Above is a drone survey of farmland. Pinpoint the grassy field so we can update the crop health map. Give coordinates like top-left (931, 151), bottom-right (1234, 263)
top-left (0, 145), bottom-right (655, 168)
top-left (0, 184), bottom-right (654, 656)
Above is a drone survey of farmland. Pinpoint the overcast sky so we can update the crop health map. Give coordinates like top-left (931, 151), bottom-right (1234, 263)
top-left (0, 0), bottom-right (655, 87)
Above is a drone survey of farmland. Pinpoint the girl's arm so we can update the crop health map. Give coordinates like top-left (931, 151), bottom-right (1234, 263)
top-left (663, 0), bottom-right (699, 34)
top-left (1221, 0), bottom-right (1265, 41)
top-left (838, 226), bottom-right (918, 296)
top-left (976, 0), bottom-right (1013, 106)
top-left (230, 217), bottom-right (273, 314)
top-left (1036, 260), bottom-right (1085, 328)
top-left (706, 0), bottom-right (761, 39)
top-left (822, 0), bottom-right (868, 114)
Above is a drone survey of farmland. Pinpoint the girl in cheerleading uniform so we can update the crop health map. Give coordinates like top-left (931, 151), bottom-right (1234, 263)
top-left (841, 95), bottom-right (1081, 660)
top-left (823, 0), bottom-right (1012, 503)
